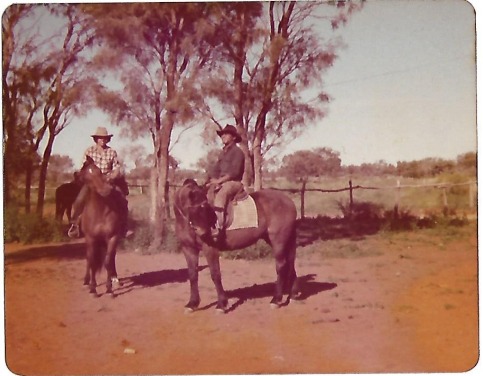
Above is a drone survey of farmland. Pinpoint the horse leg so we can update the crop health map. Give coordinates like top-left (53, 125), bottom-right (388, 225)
top-left (269, 228), bottom-right (296, 307)
top-left (104, 237), bottom-right (119, 296)
top-left (83, 259), bottom-right (90, 286)
top-left (285, 232), bottom-right (301, 300)
top-left (85, 240), bottom-right (98, 296)
top-left (271, 253), bottom-right (288, 308)
top-left (204, 246), bottom-right (228, 312)
top-left (111, 255), bottom-right (123, 287)
top-left (182, 247), bottom-right (201, 312)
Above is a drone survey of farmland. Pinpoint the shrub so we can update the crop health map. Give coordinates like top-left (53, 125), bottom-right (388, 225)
top-left (222, 241), bottom-right (272, 260)
top-left (123, 218), bottom-right (180, 254)
top-left (4, 205), bottom-right (64, 244)
top-left (337, 200), bottom-right (384, 222)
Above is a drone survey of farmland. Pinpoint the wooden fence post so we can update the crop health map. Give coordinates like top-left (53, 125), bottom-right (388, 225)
top-left (300, 180), bottom-right (306, 219)
top-left (442, 186), bottom-right (448, 215)
top-left (469, 181), bottom-right (475, 209)
top-left (349, 179), bottom-right (354, 217)
top-left (394, 179), bottom-right (401, 217)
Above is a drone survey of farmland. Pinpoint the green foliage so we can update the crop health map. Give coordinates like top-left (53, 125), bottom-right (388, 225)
top-left (4, 205), bottom-right (65, 244)
top-left (221, 241), bottom-right (272, 260)
top-left (122, 219), bottom-right (180, 255)
top-left (280, 147), bottom-right (341, 182)
top-left (123, 219), bottom-right (155, 251)
top-left (335, 199), bottom-right (469, 235)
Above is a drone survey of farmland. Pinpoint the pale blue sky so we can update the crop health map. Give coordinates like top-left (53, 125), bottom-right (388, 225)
top-left (50, 0), bottom-right (477, 170)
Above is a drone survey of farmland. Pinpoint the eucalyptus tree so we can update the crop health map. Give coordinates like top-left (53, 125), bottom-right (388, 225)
top-left (280, 147), bottom-right (341, 218)
top-left (201, 1), bottom-right (363, 190)
top-left (3, 4), bottom-right (36, 204)
top-left (35, 4), bottom-right (99, 216)
top-left (3, 4), bottom-right (99, 215)
top-left (85, 3), bottom-right (219, 246)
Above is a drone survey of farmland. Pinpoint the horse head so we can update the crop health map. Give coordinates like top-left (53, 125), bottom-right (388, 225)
top-left (79, 156), bottom-right (113, 197)
top-left (175, 179), bottom-right (217, 238)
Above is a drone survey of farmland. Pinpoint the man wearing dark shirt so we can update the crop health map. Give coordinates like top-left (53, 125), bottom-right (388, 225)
top-left (207, 124), bottom-right (245, 239)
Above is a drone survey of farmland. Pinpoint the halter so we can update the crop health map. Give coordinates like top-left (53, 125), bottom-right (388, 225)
top-left (174, 190), bottom-right (211, 228)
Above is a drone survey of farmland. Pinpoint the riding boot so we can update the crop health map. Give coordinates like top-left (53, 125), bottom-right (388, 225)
top-left (67, 185), bottom-right (87, 238)
top-left (211, 209), bottom-right (225, 241)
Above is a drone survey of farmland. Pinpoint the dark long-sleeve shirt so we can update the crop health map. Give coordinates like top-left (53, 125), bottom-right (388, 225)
top-left (211, 143), bottom-right (245, 181)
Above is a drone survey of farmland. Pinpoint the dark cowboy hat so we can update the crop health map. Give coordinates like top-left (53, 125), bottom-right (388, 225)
top-left (216, 124), bottom-right (242, 143)
top-left (91, 127), bottom-right (113, 139)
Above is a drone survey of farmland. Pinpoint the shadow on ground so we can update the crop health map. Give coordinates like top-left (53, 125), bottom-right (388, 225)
top-left (4, 241), bottom-right (87, 265)
top-left (210, 273), bottom-right (337, 313)
top-left (296, 216), bottom-right (383, 246)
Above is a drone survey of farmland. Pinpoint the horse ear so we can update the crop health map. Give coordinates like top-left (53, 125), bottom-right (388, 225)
top-left (86, 155), bottom-right (95, 165)
top-left (183, 178), bottom-right (198, 187)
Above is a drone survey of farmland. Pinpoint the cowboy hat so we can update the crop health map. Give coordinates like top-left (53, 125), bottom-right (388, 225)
top-left (91, 127), bottom-right (113, 138)
top-left (216, 124), bottom-right (242, 143)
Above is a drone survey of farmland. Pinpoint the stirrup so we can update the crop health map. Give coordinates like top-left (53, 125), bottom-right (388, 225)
top-left (67, 224), bottom-right (80, 238)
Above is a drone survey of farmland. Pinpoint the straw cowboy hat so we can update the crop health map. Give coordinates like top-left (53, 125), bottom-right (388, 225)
top-left (216, 124), bottom-right (242, 143)
top-left (91, 127), bottom-right (113, 139)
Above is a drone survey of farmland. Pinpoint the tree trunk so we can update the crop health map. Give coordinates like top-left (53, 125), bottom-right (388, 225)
top-left (24, 162), bottom-right (33, 214)
top-left (149, 167), bottom-right (157, 222)
top-left (36, 132), bottom-right (55, 217)
top-left (250, 2), bottom-right (297, 190)
top-left (253, 128), bottom-right (264, 191)
top-left (149, 44), bottom-right (177, 251)
top-left (150, 125), bottom-right (171, 252)
top-left (232, 11), bottom-right (252, 187)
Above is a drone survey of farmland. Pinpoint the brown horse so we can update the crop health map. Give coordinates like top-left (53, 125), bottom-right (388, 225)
top-left (174, 179), bottom-right (300, 312)
top-left (78, 156), bottom-right (124, 296)
top-left (55, 173), bottom-right (81, 223)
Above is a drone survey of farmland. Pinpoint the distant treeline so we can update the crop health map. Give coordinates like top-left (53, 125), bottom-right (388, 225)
top-left (126, 151), bottom-right (476, 186)
top-left (342, 152), bottom-right (476, 178)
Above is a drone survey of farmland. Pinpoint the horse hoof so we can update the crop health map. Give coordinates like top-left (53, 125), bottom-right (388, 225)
top-left (184, 307), bottom-right (195, 314)
top-left (215, 307), bottom-right (227, 315)
top-left (111, 277), bottom-right (123, 287)
top-left (270, 302), bottom-right (281, 309)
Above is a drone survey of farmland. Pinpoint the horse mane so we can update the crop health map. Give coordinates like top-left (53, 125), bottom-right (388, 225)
top-left (80, 158), bottom-right (113, 198)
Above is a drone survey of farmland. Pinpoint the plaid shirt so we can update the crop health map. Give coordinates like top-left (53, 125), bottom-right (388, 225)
top-left (83, 145), bottom-right (121, 175)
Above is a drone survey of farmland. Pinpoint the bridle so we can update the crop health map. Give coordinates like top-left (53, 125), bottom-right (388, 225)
top-left (81, 164), bottom-right (113, 197)
top-left (174, 189), bottom-right (212, 229)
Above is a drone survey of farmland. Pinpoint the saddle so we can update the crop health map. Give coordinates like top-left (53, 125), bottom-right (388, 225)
top-left (222, 190), bottom-right (259, 230)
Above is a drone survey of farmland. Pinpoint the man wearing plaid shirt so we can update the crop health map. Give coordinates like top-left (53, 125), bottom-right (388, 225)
top-left (68, 127), bottom-right (130, 238)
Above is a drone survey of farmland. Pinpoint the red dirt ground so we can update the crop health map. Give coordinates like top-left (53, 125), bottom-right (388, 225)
top-left (3, 224), bottom-right (479, 375)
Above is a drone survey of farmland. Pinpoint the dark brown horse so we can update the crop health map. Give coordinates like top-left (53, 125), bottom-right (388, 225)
top-left (78, 156), bottom-right (124, 296)
top-left (174, 179), bottom-right (300, 312)
top-left (55, 173), bottom-right (81, 223)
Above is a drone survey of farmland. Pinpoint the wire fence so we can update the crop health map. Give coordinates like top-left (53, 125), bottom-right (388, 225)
top-left (266, 179), bottom-right (478, 219)
top-left (124, 178), bottom-right (477, 220)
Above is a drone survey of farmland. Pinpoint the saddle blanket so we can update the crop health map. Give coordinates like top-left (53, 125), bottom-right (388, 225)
top-left (228, 195), bottom-right (259, 230)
